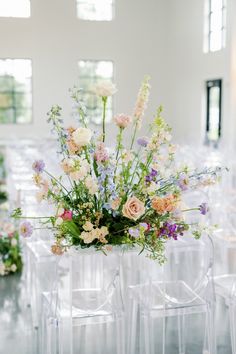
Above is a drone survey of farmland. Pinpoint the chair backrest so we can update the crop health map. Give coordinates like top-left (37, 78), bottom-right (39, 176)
top-left (55, 247), bottom-right (123, 315)
top-left (136, 233), bottom-right (214, 307)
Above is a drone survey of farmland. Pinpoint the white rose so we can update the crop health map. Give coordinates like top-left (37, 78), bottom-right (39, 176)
top-left (0, 264), bottom-right (5, 276)
top-left (55, 217), bottom-right (64, 226)
top-left (72, 128), bottom-right (92, 147)
top-left (93, 81), bottom-right (117, 97)
top-left (11, 264), bottom-right (17, 272)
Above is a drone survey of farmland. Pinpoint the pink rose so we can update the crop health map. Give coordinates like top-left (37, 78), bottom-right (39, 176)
top-left (60, 210), bottom-right (73, 220)
top-left (114, 114), bottom-right (132, 129)
top-left (122, 196), bottom-right (145, 221)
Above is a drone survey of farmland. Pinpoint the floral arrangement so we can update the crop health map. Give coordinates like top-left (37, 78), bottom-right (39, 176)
top-left (0, 220), bottom-right (22, 276)
top-left (12, 77), bottom-right (222, 263)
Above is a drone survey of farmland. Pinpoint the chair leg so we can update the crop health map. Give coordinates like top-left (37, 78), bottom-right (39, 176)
top-left (143, 312), bottom-right (153, 354)
top-left (229, 304), bottom-right (236, 354)
top-left (177, 313), bottom-right (185, 354)
top-left (116, 316), bottom-right (126, 354)
top-left (128, 301), bottom-right (138, 354)
top-left (203, 305), bottom-right (216, 354)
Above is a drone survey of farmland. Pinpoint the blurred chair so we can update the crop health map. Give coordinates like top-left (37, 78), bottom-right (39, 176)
top-left (214, 274), bottom-right (236, 354)
top-left (128, 234), bottom-right (215, 354)
top-left (41, 248), bottom-right (125, 354)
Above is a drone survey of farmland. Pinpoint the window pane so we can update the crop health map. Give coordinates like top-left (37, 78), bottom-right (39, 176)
top-left (210, 31), bottom-right (222, 51)
top-left (78, 60), bottom-right (114, 124)
top-left (206, 0), bottom-right (226, 53)
top-left (0, 108), bottom-right (15, 124)
top-left (206, 80), bottom-right (222, 143)
top-left (0, 0), bottom-right (30, 17)
top-left (77, 0), bottom-right (113, 21)
top-left (0, 59), bottom-right (32, 124)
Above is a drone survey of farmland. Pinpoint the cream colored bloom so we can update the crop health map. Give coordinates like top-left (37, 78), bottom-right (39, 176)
top-left (80, 231), bottom-right (97, 244)
top-left (70, 167), bottom-right (88, 181)
top-left (93, 81), bottom-right (117, 97)
top-left (122, 196), bottom-right (145, 221)
top-left (61, 158), bottom-right (74, 174)
top-left (10, 264), bottom-right (17, 272)
top-left (0, 264), bottom-right (5, 276)
top-left (72, 127), bottom-right (92, 147)
top-left (11, 238), bottom-right (18, 247)
top-left (83, 221), bottom-right (94, 232)
top-left (85, 176), bottom-right (98, 195)
top-left (55, 217), bottom-right (64, 227)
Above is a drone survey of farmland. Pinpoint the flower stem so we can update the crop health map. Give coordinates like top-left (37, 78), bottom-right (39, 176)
top-left (130, 122), bottom-right (138, 150)
top-left (102, 96), bottom-right (107, 143)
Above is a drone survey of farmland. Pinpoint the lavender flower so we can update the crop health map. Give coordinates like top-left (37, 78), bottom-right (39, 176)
top-left (128, 228), bottom-right (140, 238)
top-left (145, 168), bottom-right (158, 183)
top-left (199, 203), bottom-right (209, 215)
top-left (32, 160), bottom-right (45, 173)
top-left (19, 221), bottom-right (33, 238)
top-left (177, 173), bottom-right (189, 191)
top-left (137, 136), bottom-right (149, 147)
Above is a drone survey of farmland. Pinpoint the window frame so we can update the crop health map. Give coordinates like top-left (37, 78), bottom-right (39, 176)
top-left (206, 79), bottom-right (222, 144)
top-left (207, 0), bottom-right (226, 52)
top-left (76, 0), bottom-right (115, 21)
top-left (78, 59), bottom-right (114, 125)
top-left (0, 58), bottom-right (33, 125)
top-left (0, 0), bottom-right (31, 18)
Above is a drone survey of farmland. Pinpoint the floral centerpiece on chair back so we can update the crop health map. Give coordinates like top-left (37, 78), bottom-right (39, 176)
top-left (12, 77), bottom-right (222, 264)
top-left (0, 221), bottom-right (22, 276)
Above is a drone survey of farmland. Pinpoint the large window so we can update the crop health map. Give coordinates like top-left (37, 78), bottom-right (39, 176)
top-left (206, 79), bottom-right (222, 144)
top-left (78, 60), bottom-right (114, 124)
top-left (205, 0), bottom-right (226, 52)
top-left (0, 59), bottom-right (32, 124)
top-left (77, 0), bottom-right (114, 21)
top-left (0, 0), bottom-right (30, 17)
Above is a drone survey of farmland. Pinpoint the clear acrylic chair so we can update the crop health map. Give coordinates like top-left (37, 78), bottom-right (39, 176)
top-left (128, 234), bottom-right (216, 354)
top-left (41, 247), bottom-right (125, 354)
top-left (214, 275), bottom-right (236, 353)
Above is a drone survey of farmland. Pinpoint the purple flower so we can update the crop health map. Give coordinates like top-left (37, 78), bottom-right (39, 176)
top-left (158, 222), bottom-right (185, 240)
top-left (19, 221), bottom-right (33, 238)
top-left (32, 160), bottom-right (45, 173)
top-left (145, 169), bottom-right (158, 184)
top-left (128, 228), bottom-right (140, 238)
top-left (150, 169), bottom-right (158, 177)
top-left (199, 203), bottom-right (209, 215)
top-left (137, 136), bottom-right (149, 147)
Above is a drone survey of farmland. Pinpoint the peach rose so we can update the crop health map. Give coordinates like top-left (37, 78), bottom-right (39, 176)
top-left (122, 196), bottom-right (145, 220)
top-left (151, 197), bottom-right (166, 214)
top-left (164, 195), bottom-right (177, 212)
top-left (152, 195), bottom-right (177, 214)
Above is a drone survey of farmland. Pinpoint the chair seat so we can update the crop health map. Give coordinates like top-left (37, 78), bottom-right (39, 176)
top-left (42, 288), bottom-right (118, 326)
top-left (129, 280), bottom-right (207, 317)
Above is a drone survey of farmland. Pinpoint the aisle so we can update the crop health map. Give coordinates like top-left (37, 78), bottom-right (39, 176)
top-left (0, 273), bottom-right (232, 354)
top-left (0, 273), bottom-right (38, 354)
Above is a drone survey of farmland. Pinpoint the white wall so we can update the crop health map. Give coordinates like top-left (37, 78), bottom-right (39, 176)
top-left (0, 0), bottom-right (168, 144)
top-left (162, 0), bottom-right (231, 146)
top-left (0, 0), bottom-right (235, 148)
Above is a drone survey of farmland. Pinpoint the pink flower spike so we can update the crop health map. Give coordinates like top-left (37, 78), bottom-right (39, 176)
top-left (60, 210), bottom-right (73, 221)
